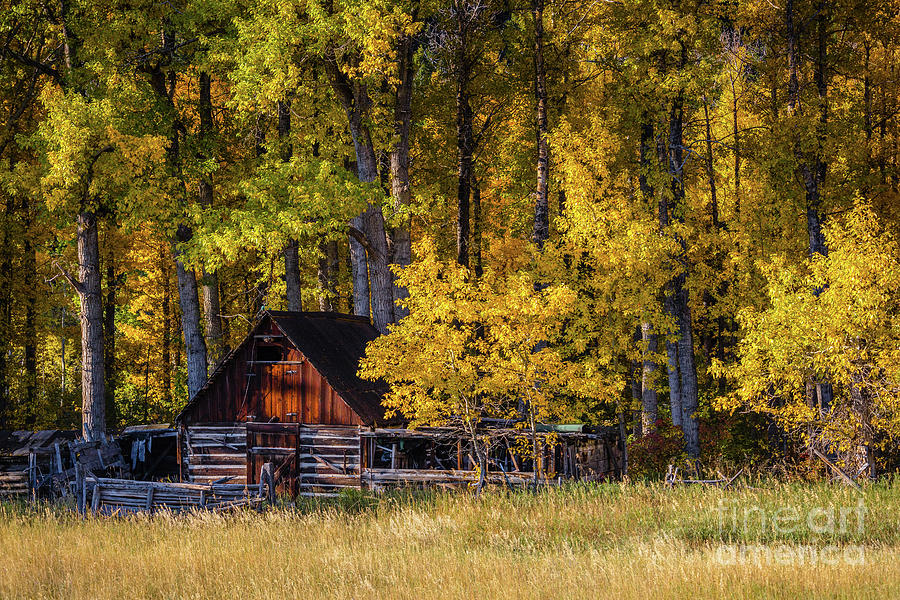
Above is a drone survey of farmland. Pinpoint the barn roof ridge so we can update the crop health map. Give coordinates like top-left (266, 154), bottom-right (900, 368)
top-left (264, 310), bottom-right (372, 324)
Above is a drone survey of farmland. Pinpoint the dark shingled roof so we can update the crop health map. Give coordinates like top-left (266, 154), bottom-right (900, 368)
top-left (267, 311), bottom-right (390, 426)
top-left (176, 311), bottom-right (391, 426)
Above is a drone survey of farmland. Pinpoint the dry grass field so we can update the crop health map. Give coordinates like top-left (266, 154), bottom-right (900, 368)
top-left (0, 481), bottom-right (898, 599)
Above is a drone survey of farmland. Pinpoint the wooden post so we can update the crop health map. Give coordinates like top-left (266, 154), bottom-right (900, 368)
top-left (536, 437), bottom-right (543, 484)
top-left (294, 423), bottom-right (301, 498)
top-left (81, 472), bottom-right (89, 515)
top-left (812, 449), bottom-right (862, 490)
top-left (246, 424), bottom-right (253, 489)
top-left (508, 444), bottom-right (520, 472)
top-left (54, 443), bottom-right (64, 474)
top-left (91, 484), bottom-right (101, 514)
top-left (391, 443), bottom-right (398, 470)
top-left (27, 452), bottom-right (35, 497)
top-left (176, 425), bottom-right (184, 482)
top-left (145, 486), bottom-right (154, 511)
top-left (258, 462), bottom-right (275, 504)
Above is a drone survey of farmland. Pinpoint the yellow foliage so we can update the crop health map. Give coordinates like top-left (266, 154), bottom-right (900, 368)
top-left (720, 203), bottom-right (900, 453)
top-left (360, 238), bottom-right (582, 438)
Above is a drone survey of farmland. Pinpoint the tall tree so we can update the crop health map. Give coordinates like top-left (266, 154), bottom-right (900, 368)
top-left (531, 0), bottom-right (550, 250)
top-left (325, 56), bottom-right (394, 332)
top-left (198, 71), bottom-right (225, 366)
top-left (389, 33), bottom-right (415, 318)
top-left (278, 99), bottom-right (304, 312)
top-left (56, 0), bottom-right (108, 440)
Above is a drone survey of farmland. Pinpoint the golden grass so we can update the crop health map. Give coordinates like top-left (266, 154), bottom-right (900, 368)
top-left (0, 482), bottom-right (898, 599)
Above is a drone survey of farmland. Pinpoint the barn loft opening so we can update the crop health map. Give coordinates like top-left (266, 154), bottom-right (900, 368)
top-left (255, 345), bottom-right (283, 363)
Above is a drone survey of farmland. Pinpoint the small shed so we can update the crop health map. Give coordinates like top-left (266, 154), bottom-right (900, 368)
top-left (175, 311), bottom-right (391, 487)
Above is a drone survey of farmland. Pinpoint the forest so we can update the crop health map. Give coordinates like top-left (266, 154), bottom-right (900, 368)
top-left (1, 0), bottom-right (899, 477)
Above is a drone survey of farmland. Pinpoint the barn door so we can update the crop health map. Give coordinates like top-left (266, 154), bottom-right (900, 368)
top-left (245, 423), bottom-right (300, 496)
top-left (245, 424), bottom-right (361, 498)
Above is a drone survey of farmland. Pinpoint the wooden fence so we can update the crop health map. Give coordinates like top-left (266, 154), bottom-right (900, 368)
top-left (78, 464), bottom-right (273, 515)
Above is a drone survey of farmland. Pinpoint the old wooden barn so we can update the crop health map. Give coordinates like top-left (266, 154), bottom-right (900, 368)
top-left (176, 311), bottom-right (622, 496)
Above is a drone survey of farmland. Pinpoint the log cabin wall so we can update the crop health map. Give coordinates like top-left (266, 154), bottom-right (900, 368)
top-left (180, 316), bottom-right (365, 426)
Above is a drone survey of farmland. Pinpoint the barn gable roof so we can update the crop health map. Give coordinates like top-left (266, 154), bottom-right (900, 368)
top-left (175, 311), bottom-right (390, 426)
top-left (267, 311), bottom-right (389, 425)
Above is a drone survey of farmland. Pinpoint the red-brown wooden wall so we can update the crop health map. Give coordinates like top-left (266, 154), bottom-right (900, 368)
top-left (181, 318), bottom-right (365, 426)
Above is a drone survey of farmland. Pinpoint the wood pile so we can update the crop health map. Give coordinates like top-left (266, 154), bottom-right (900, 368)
top-left (69, 438), bottom-right (132, 478)
top-left (29, 437), bottom-right (133, 499)
top-left (0, 430), bottom-right (78, 497)
top-left (0, 469), bottom-right (28, 496)
top-left (664, 465), bottom-right (743, 488)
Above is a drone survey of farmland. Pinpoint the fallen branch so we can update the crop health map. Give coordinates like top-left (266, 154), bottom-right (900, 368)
top-left (812, 449), bottom-right (861, 491)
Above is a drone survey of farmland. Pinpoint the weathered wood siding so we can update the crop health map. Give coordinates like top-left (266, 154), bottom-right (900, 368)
top-left (182, 318), bottom-right (365, 426)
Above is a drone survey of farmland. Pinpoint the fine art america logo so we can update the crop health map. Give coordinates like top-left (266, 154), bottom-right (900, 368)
top-left (713, 499), bottom-right (867, 565)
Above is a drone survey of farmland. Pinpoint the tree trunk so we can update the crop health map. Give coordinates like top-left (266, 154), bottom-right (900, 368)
top-left (703, 98), bottom-right (719, 228)
top-left (454, 3), bottom-right (475, 269)
top-left (0, 200), bottom-right (12, 428)
top-left (284, 240), bottom-right (303, 311)
top-left (472, 178), bottom-right (483, 279)
top-left (77, 210), bottom-right (105, 440)
top-left (198, 72), bottom-right (225, 365)
top-left (104, 256), bottom-right (117, 428)
top-left (675, 279), bottom-right (700, 457)
top-left (631, 355), bottom-right (642, 437)
top-left (324, 58), bottom-right (394, 331)
top-left (654, 116), bottom-right (684, 431)
top-left (531, 0), bottom-right (550, 250)
top-left (148, 59), bottom-right (210, 398)
top-left (201, 267), bottom-right (224, 364)
top-left (349, 214), bottom-right (369, 317)
top-left (390, 35), bottom-right (414, 319)
top-left (456, 59), bottom-right (473, 268)
top-left (161, 246), bottom-right (172, 406)
top-left (788, 0), bottom-right (834, 414)
top-left (667, 84), bottom-right (700, 459)
top-left (175, 225), bottom-right (208, 399)
top-left (317, 240), bottom-right (339, 311)
top-left (666, 332), bottom-right (682, 429)
top-left (277, 99), bottom-right (303, 312)
top-left (364, 204), bottom-right (394, 332)
top-left (59, 0), bottom-right (106, 438)
top-left (641, 323), bottom-right (659, 434)
top-left (637, 117), bottom-right (660, 433)
top-left (23, 225), bottom-right (37, 427)
top-left (786, 0), bottom-right (800, 112)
